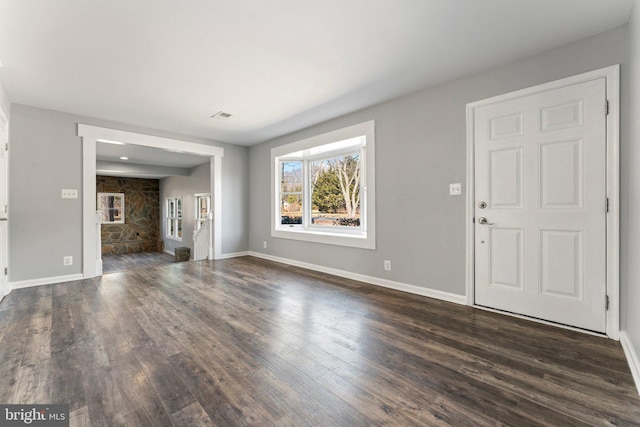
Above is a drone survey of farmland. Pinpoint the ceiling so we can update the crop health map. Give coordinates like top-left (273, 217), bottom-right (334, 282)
top-left (0, 0), bottom-right (634, 146)
top-left (95, 141), bottom-right (210, 179)
top-left (96, 141), bottom-right (209, 168)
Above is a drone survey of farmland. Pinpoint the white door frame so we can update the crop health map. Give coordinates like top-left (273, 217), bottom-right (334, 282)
top-left (79, 125), bottom-right (224, 278)
top-left (465, 65), bottom-right (620, 339)
top-left (0, 106), bottom-right (9, 301)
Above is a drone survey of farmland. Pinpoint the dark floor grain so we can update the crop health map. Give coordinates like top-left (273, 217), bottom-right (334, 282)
top-left (0, 256), bottom-right (638, 426)
top-left (102, 251), bottom-right (175, 274)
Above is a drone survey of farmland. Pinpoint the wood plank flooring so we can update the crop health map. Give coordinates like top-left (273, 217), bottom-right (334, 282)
top-left (102, 251), bottom-right (176, 274)
top-left (0, 256), bottom-right (638, 426)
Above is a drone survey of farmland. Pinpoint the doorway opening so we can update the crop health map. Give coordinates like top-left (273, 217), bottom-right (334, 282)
top-left (79, 125), bottom-right (224, 279)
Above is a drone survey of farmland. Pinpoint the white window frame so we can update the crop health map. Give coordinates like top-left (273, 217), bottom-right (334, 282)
top-left (97, 192), bottom-right (125, 224)
top-left (166, 197), bottom-right (183, 241)
top-left (195, 193), bottom-right (211, 231)
top-left (271, 120), bottom-right (376, 249)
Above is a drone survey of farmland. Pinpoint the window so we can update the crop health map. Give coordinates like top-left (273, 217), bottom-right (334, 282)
top-left (271, 120), bottom-right (375, 249)
top-left (195, 193), bottom-right (211, 231)
top-left (166, 197), bottom-right (183, 240)
top-left (97, 193), bottom-right (124, 224)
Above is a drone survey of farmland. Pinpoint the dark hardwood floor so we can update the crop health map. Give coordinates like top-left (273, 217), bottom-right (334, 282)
top-left (0, 256), bottom-right (638, 426)
top-left (102, 251), bottom-right (176, 274)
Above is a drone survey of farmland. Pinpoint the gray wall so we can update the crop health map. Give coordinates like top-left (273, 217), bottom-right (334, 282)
top-left (160, 162), bottom-right (210, 256)
top-left (625, 3), bottom-right (640, 362)
top-left (9, 104), bottom-right (249, 282)
top-left (248, 26), bottom-right (628, 297)
top-left (0, 84), bottom-right (9, 118)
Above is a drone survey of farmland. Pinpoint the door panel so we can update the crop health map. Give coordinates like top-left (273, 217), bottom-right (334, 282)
top-left (489, 227), bottom-right (523, 289)
top-left (489, 147), bottom-right (523, 208)
top-left (474, 78), bottom-right (607, 332)
top-left (540, 139), bottom-right (583, 208)
top-left (540, 229), bottom-right (583, 300)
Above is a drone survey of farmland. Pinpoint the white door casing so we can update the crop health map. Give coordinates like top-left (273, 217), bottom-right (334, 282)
top-left (0, 108), bottom-right (9, 301)
top-left (466, 65), bottom-right (620, 338)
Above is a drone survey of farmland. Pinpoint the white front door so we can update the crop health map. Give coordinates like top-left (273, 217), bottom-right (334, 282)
top-left (474, 78), bottom-right (607, 332)
top-left (0, 109), bottom-right (9, 301)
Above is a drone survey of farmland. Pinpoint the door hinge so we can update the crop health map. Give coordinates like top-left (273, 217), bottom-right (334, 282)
top-left (606, 295), bottom-right (610, 310)
top-left (3, 205), bottom-right (6, 214)
top-left (605, 197), bottom-right (609, 213)
top-left (606, 100), bottom-right (610, 116)
top-left (4, 143), bottom-right (7, 151)
top-left (3, 267), bottom-right (6, 276)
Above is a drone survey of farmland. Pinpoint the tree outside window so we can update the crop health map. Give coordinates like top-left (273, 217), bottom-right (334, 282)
top-left (271, 120), bottom-right (375, 249)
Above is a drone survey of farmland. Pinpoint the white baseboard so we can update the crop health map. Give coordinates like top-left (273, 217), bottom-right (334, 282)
top-left (247, 251), bottom-right (466, 305)
top-left (217, 251), bottom-right (250, 260)
top-left (164, 249), bottom-right (175, 256)
top-left (620, 331), bottom-right (640, 396)
top-left (11, 273), bottom-right (85, 290)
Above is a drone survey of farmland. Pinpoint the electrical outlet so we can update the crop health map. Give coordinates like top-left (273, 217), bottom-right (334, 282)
top-left (61, 189), bottom-right (78, 199)
top-left (63, 256), bottom-right (73, 266)
top-left (384, 260), bottom-right (391, 271)
top-left (449, 183), bottom-right (462, 196)
top-left (263, 241), bottom-right (267, 249)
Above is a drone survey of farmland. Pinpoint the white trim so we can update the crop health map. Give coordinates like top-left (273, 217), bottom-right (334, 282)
top-left (212, 156), bottom-right (222, 260)
top-left (79, 125), bottom-right (225, 279)
top-left (465, 65), bottom-right (620, 339)
top-left (11, 274), bottom-right (84, 290)
top-left (78, 125), bottom-right (224, 157)
top-left (0, 105), bottom-right (9, 301)
top-left (247, 251), bottom-right (466, 305)
top-left (217, 251), bottom-right (250, 260)
top-left (164, 249), bottom-right (175, 256)
top-left (620, 331), bottom-right (640, 396)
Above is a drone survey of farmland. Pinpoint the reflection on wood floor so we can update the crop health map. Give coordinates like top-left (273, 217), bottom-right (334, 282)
top-left (102, 251), bottom-right (176, 274)
top-left (0, 256), bottom-right (638, 426)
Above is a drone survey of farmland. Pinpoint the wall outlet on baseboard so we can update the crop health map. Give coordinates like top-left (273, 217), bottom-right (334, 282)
top-left (63, 256), bottom-right (73, 266)
top-left (384, 260), bottom-right (391, 271)
top-left (263, 241), bottom-right (267, 249)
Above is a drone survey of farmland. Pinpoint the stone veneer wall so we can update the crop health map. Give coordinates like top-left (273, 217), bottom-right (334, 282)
top-left (97, 176), bottom-right (160, 255)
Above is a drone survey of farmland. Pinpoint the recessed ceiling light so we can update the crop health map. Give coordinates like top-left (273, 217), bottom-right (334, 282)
top-left (211, 111), bottom-right (232, 120)
top-left (120, 156), bottom-right (129, 160)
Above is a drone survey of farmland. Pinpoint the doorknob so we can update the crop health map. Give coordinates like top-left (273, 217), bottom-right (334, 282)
top-left (478, 217), bottom-right (494, 225)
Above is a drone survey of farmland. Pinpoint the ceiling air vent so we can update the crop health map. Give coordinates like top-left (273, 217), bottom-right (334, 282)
top-left (211, 111), bottom-right (232, 120)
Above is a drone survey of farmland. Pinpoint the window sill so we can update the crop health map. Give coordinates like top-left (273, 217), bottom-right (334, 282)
top-left (272, 227), bottom-right (375, 250)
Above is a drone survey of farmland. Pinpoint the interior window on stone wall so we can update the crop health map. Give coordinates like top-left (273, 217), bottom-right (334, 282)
top-left (167, 197), bottom-right (183, 240)
top-left (97, 192), bottom-right (125, 224)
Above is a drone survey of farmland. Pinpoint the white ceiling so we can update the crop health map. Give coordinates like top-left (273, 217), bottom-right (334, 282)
top-left (96, 141), bottom-right (209, 168)
top-left (0, 0), bottom-right (634, 146)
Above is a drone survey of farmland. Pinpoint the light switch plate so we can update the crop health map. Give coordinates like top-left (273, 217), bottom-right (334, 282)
top-left (449, 183), bottom-right (462, 196)
top-left (62, 189), bottom-right (78, 199)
